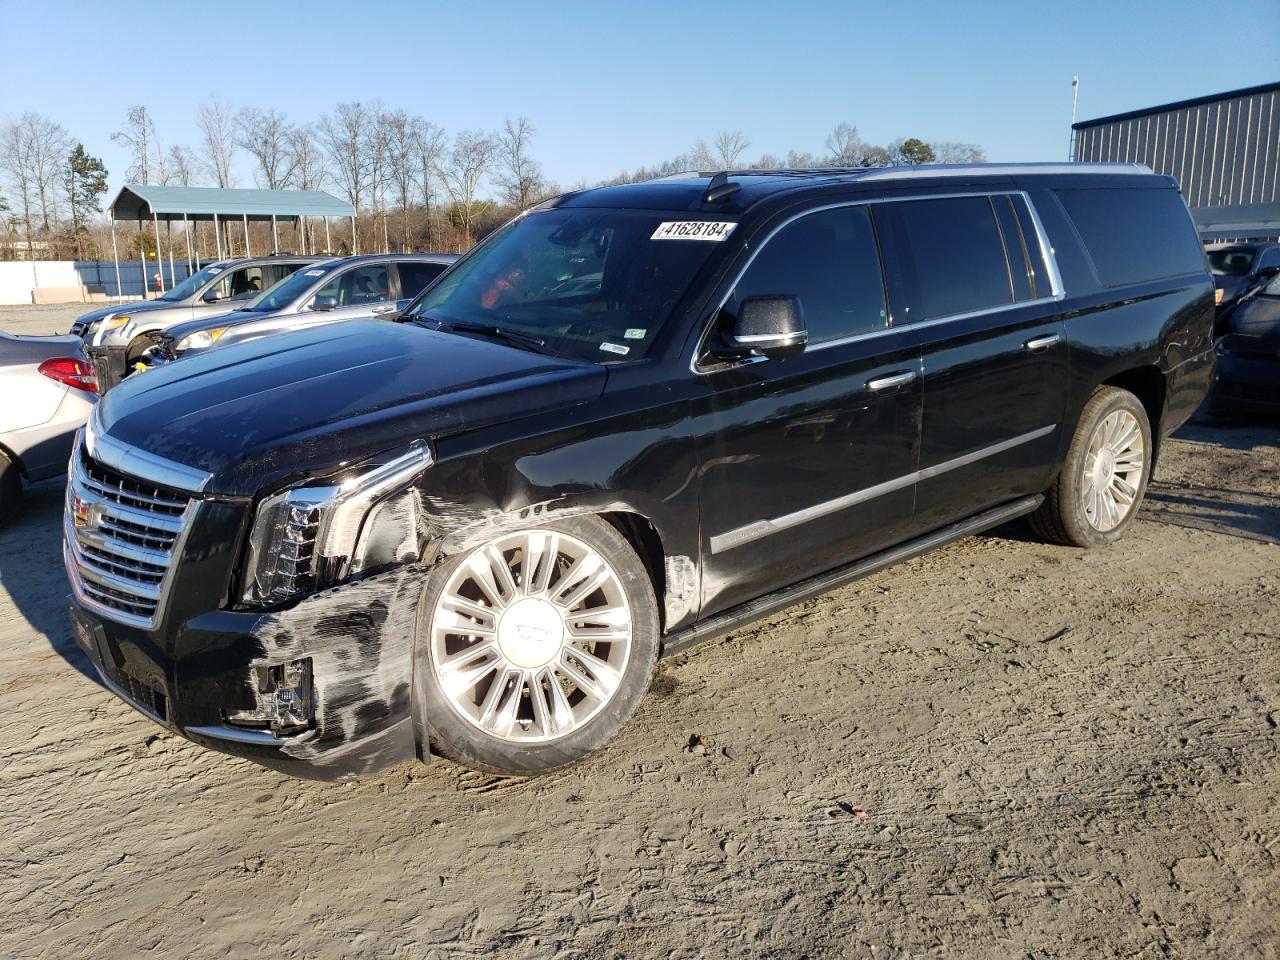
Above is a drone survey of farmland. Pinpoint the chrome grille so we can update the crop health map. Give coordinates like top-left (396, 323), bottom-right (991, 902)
top-left (64, 439), bottom-right (195, 629)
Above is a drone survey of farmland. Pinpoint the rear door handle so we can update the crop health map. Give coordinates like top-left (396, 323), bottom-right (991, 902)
top-left (866, 370), bottom-right (917, 392)
top-left (1024, 333), bottom-right (1061, 351)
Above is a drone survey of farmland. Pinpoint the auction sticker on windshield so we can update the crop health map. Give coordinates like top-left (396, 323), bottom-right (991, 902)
top-left (650, 221), bottom-right (737, 241)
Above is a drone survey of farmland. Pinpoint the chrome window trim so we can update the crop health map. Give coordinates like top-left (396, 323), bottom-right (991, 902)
top-left (84, 406), bottom-right (212, 494)
top-left (707, 424), bottom-right (1056, 554)
top-left (691, 190), bottom-right (1067, 374)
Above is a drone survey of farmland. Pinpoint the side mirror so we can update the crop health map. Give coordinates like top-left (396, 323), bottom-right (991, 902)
top-left (201, 289), bottom-right (223, 303)
top-left (1257, 265), bottom-right (1280, 280)
top-left (312, 295), bottom-right (338, 312)
top-left (725, 295), bottom-right (807, 361)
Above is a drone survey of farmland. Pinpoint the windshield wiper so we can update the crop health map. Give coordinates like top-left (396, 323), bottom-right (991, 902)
top-left (448, 321), bottom-right (550, 355)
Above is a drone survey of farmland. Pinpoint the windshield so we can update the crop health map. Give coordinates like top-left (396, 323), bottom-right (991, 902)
top-left (1207, 249), bottom-right (1256, 276)
top-left (249, 264), bottom-right (336, 312)
top-left (406, 208), bottom-right (727, 362)
top-left (160, 263), bottom-right (227, 301)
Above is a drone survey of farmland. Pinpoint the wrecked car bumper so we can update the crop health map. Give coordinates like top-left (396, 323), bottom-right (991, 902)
top-left (66, 561), bottom-right (427, 781)
top-left (1211, 347), bottom-right (1280, 413)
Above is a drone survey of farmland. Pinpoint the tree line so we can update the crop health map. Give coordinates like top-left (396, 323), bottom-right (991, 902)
top-left (1, 99), bottom-right (984, 263)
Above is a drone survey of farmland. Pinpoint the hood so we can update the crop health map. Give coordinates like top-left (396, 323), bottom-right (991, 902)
top-left (97, 319), bottom-right (605, 497)
top-left (1213, 275), bottom-right (1249, 303)
top-left (75, 299), bottom-right (165, 325)
top-left (1226, 294), bottom-right (1280, 341)
top-left (165, 308), bottom-right (269, 344)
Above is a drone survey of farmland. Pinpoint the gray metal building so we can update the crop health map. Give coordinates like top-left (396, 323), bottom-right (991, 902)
top-left (1072, 81), bottom-right (1280, 238)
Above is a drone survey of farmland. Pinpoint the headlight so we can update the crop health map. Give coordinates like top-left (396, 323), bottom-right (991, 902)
top-left (89, 314), bottom-right (131, 343)
top-left (175, 327), bottom-right (228, 353)
top-left (241, 441), bottom-right (433, 605)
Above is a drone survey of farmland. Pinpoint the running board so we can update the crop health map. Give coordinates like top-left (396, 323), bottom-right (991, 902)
top-left (661, 494), bottom-right (1043, 658)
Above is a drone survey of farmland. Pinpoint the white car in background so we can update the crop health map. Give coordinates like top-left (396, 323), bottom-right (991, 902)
top-left (0, 332), bottom-right (98, 523)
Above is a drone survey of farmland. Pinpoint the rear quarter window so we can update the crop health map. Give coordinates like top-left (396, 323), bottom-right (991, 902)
top-left (1055, 188), bottom-right (1205, 287)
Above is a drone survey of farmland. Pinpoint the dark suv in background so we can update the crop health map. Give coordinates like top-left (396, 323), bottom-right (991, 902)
top-left (1207, 242), bottom-right (1280, 310)
top-left (64, 163), bottom-right (1214, 781)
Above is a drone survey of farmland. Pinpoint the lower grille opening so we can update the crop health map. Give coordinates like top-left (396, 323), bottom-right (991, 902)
top-left (105, 666), bottom-right (168, 722)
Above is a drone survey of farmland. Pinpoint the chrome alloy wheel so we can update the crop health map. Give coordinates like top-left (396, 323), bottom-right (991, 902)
top-left (1081, 409), bottom-right (1145, 531)
top-left (429, 530), bottom-right (633, 743)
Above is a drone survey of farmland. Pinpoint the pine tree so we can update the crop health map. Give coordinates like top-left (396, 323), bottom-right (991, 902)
top-left (65, 143), bottom-right (108, 259)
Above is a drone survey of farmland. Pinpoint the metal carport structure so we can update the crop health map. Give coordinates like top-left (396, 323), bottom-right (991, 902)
top-left (106, 184), bottom-right (355, 298)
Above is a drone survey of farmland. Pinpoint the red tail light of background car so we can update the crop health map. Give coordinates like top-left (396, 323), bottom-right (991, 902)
top-left (37, 357), bottom-right (98, 394)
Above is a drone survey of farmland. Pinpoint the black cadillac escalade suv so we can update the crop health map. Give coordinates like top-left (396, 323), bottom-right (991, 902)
top-left (64, 164), bottom-right (1215, 780)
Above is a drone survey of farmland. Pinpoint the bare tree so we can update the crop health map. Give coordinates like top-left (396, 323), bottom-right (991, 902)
top-left (196, 96), bottom-right (237, 187)
top-left (319, 103), bottom-right (373, 250)
top-left (0, 120), bottom-right (35, 254)
top-left (364, 102), bottom-right (393, 252)
top-left (496, 117), bottom-right (547, 209)
top-left (438, 129), bottom-right (496, 246)
top-left (748, 152), bottom-right (785, 169)
top-left (23, 114), bottom-right (70, 231)
top-left (712, 129), bottom-right (750, 169)
top-left (825, 122), bottom-right (865, 165)
top-left (411, 118), bottom-right (446, 246)
top-left (286, 125), bottom-right (326, 191)
top-left (932, 142), bottom-right (986, 164)
top-left (167, 145), bottom-right (198, 186)
top-left (236, 107), bottom-right (296, 189)
top-left (785, 149), bottom-right (819, 169)
top-left (690, 140), bottom-right (716, 172)
top-left (111, 105), bottom-right (155, 185)
top-left (384, 109), bottom-right (418, 250)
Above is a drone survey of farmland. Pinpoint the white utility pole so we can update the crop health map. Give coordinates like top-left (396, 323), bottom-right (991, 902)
top-left (1069, 76), bottom-right (1081, 161)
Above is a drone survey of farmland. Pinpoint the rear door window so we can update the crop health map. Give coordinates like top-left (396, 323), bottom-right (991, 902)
top-left (1055, 188), bottom-right (1206, 286)
top-left (208, 265), bottom-right (265, 301)
top-left (728, 205), bottom-right (888, 344)
top-left (314, 264), bottom-right (392, 307)
top-left (873, 196), bottom-right (1013, 322)
top-left (397, 262), bottom-right (448, 299)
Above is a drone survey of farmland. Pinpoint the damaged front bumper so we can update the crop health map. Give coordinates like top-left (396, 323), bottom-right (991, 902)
top-left (67, 562), bottom-right (428, 781)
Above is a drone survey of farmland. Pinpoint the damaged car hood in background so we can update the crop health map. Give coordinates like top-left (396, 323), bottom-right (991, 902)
top-left (95, 319), bottom-right (606, 497)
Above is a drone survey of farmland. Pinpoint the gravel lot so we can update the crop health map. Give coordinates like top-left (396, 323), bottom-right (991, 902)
top-left (1, 303), bottom-right (1277, 959)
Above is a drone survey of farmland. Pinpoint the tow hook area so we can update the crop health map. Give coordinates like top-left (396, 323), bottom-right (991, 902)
top-left (226, 657), bottom-right (315, 736)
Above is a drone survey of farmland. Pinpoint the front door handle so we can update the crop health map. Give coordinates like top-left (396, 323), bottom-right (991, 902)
top-left (866, 370), bottom-right (917, 392)
top-left (1024, 333), bottom-right (1061, 351)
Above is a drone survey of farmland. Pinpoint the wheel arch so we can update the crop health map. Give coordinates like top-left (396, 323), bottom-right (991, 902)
top-left (1100, 365), bottom-right (1168, 465)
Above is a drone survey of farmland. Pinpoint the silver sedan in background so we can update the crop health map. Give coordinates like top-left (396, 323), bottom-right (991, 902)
top-left (72, 255), bottom-right (321, 354)
top-left (0, 332), bottom-right (98, 522)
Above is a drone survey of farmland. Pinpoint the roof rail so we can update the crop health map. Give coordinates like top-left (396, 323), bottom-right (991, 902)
top-left (856, 162), bottom-right (1153, 180)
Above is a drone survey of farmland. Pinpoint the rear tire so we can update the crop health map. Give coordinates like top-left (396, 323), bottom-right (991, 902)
top-left (0, 451), bottom-right (21, 526)
top-left (416, 515), bottom-right (660, 776)
top-left (1030, 386), bottom-right (1152, 548)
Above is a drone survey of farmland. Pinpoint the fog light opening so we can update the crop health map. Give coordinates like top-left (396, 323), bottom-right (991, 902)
top-left (226, 657), bottom-right (315, 736)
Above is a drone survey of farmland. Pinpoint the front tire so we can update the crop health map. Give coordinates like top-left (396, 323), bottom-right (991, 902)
top-left (0, 451), bottom-right (20, 525)
top-left (416, 515), bottom-right (660, 776)
top-left (1030, 386), bottom-right (1152, 548)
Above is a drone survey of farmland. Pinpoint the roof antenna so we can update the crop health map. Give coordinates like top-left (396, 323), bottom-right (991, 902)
top-left (702, 171), bottom-right (741, 204)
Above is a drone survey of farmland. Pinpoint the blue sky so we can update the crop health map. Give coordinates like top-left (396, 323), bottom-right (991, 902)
top-left (1, 0), bottom-right (1277, 198)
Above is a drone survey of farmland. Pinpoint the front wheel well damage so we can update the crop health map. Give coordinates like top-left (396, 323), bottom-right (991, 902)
top-left (601, 511), bottom-right (668, 628)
